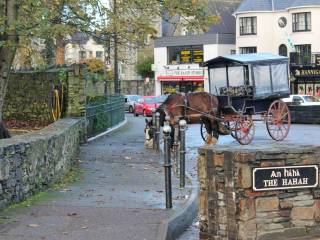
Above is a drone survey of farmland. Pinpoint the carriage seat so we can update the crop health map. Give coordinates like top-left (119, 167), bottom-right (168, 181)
top-left (220, 86), bottom-right (253, 96)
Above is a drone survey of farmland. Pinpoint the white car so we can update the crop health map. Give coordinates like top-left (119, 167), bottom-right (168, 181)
top-left (282, 95), bottom-right (320, 106)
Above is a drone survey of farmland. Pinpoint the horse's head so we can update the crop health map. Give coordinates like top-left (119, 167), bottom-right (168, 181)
top-left (144, 118), bottom-right (154, 148)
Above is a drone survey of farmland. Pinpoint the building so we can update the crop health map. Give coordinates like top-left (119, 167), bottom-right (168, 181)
top-left (65, 33), bottom-right (105, 65)
top-left (234, 0), bottom-right (320, 96)
top-left (154, 34), bottom-right (236, 95)
top-left (154, 0), bottom-right (241, 95)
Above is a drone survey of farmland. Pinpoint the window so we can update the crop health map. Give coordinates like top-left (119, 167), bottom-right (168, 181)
top-left (253, 65), bottom-right (272, 97)
top-left (144, 35), bottom-right (150, 45)
top-left (293, 12), bottom-right (311, 32)
top-left (279, 44), bottom-right (288, 56)
top-left (89, 51), bottom-right (93, 58)
top-left (96, 51), bottom-right (103, 58)
top-left (239, 47), bottom-right (257, 54)
top-left (79, 51), bottom-right (86, 59)
top-left (294, 44), bottom-right (311, 64)
top-left (168, 45), bottom-right (203, 64)
top-left (239, 17), bottom-right (257, 35)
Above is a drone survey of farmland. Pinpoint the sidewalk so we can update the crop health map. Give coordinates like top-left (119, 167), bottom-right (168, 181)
top-left (0, 115), bottom-right (197, 240)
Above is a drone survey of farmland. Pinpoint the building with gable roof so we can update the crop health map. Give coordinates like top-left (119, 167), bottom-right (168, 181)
top-left (65, 32), bottom-right (106, 65)
top-left (234, 0), bottom-right (320, 96)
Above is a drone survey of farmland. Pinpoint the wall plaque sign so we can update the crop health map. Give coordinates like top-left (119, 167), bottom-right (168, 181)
top-left (253, 165), bottom-right (318, 191)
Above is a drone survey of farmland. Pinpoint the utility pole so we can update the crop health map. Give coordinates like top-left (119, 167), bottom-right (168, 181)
top-left (113, 0), bottom-right (119, 94)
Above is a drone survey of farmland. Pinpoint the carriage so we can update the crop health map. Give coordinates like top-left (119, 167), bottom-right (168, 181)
top-left (200, 53), bottom-right (291, 145)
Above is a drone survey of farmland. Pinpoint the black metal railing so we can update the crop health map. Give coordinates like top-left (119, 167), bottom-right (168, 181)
top-left (86, 94), bottom-right (125, 138)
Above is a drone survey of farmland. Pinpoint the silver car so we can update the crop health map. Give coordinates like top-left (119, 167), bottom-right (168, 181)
top-left (124, 95), bottom-right (142, 113)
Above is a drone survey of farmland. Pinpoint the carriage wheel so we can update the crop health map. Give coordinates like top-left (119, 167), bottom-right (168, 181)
top-left (266, 100), bottom-right (291, 141)
top-left (235, 116), bottom-right (255, 145)
top-left (200, 122), bottom-right (208, 142)
top-left (227, 120), bottom-right (237, 139)
top-left (200, 122), bottom-right (219, 143)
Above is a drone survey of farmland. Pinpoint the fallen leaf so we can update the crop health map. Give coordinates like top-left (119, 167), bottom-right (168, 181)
top-left (67, 213), bottom-right (77, 217)
top-left (27, 224), bottom-right (40, 228)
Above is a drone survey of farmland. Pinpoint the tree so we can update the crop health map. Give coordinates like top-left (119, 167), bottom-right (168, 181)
top-left (137, 57), bottom-right (154, 79)
top-left (98, 0), bottom-right (219, 93)
top-left (0, 0), bottom-right (19, 138)
top-left (0, 0), bottom-right (99, 138)
top-left (0, 0), bottom-right (217, 138)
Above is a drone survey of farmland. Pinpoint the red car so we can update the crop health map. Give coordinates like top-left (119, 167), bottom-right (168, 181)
top-left (134, 96), bottom-right (161, 117)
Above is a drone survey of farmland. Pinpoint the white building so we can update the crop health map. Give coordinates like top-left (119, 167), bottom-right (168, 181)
top-left (65, 33), bottom-right (105, 65)
top-left (154, 34), bottom-right (236, 95)
top-left (234, 0), bottom-right (320, 96)
top-left (154, 1), bottom-right (241, 95)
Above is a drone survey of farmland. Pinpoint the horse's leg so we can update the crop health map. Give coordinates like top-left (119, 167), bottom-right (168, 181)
top-left (202, 117), bottom-right (214, 144)
top-left (170, 124), bottom-right (175, 148)
top-left (210, 118), bottom-right (219, 145)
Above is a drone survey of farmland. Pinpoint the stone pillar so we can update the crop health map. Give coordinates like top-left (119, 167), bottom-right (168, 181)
top-left (66, 65), bottom-right (86, 117)
top-left (198, 145), bottom-right (320, 240)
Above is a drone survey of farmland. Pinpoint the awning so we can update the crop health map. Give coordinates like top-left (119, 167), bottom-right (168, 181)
top-left (157, 76), bottom-right (204, 82)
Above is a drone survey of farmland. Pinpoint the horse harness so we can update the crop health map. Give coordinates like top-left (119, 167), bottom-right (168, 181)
top-left (166, 94), bottom-right (218, 122)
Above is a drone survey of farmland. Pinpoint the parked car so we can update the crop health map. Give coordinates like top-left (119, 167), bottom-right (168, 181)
top-left (124, 95), bottom-right (142, 113)
top-left (282, 95), bottom-right (320, 106)
top-left (134, 96), bottom-right (161, 117)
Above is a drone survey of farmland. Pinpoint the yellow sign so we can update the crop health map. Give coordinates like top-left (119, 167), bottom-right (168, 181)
top-left (193, 50), bottom-right (203, 63)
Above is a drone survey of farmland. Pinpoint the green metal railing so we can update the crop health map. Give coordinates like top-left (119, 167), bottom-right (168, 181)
top-left (86, 94), bottom-right (125, 138)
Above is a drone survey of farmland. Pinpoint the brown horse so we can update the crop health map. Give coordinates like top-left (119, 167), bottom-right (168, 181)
top-left (156, 92), bottom-right (221, 144)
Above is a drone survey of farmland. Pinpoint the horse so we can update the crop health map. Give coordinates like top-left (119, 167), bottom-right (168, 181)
top-left (144, 119), bottom-right (154, 148)
top-left (151, 92), bottom-right (224, 145)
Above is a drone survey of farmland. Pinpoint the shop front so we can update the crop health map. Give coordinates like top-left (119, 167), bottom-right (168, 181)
top-left (157, 68), bottom-right (205, 94)
top-left (290, 65), bottom-right (320, 97)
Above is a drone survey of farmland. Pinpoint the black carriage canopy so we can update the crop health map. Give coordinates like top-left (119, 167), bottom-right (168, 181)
top-left (203, 53), bottom-right (290, 99)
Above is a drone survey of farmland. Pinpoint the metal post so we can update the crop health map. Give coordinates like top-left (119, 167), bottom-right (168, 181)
top-left (152, 109), bottom-right (156, 150)
top-left (163, 125), bottom-right (172, 209)
top-left (173, 125), bottom-right (179, 174)
top-left (155, 112), bottom-right (160, 152)
top-left (179, 120), bottom-right (187, 188)
top-left (165, 115), bottom-right (170, 126)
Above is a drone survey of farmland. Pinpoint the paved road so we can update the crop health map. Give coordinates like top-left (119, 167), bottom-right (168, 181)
top-left (178, 121), bottom-right (320, 240)
top-left (0, 115), bottom-right (190, 240)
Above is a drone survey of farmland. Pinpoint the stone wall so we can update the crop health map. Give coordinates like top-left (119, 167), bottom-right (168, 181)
top-left (105, 80), bottom-right (155, 96)
top-left (4, 69), bottom-right (62, 124)
top-left (289, 105), bottom-right (320, 124)
top-left (0, 118), bottom-right (84, 209)
top-left (198, 145), bottom-right (320, 240)
top-left (4, 65), bottom-right (88, 125)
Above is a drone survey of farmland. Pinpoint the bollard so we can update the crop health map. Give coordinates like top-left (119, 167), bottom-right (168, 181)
top-left (173, 125), bottom-right (180, 175)
top-left (179, 119), bottom-right (187, 188)
top-left (155, 112), bottom-right (160, 152)
top-left (164, 115), bottom-right (170, 126)
top-left (152, 109), bottom-right (156, 150)
top-left (163, 125), bottom-right (172, 209)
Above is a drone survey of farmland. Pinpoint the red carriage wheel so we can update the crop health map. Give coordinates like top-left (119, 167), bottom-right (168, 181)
top-left (227, 118), bottom-right (238, 139)
top-left (235, 116), bottom-right (255, 145)
top-left (266, 100), bottom-right (291, 141)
